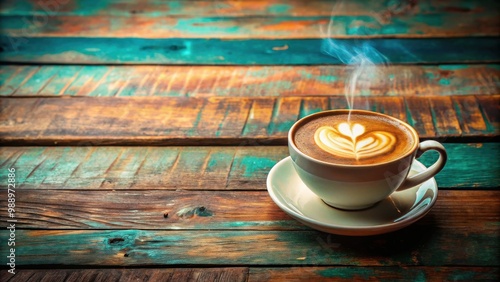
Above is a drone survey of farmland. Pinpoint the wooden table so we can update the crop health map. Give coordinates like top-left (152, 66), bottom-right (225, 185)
top-left (0, 0), bottom-right (499, 281)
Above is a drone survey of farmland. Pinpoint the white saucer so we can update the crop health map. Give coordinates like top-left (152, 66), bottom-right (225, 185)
top-left (267, 157), bottom-right (438, 236)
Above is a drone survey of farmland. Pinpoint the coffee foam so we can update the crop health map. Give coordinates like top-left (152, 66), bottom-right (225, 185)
top-left (314, 122), bottom-right (396, 160)
top-left (294, 113), bottom-right (414, 165)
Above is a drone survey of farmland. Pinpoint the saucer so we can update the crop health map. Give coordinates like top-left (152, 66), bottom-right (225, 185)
top-left (266, 157), bottom-right (438, 236)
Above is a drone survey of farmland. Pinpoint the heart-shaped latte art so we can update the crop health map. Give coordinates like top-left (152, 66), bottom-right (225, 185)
top-left (314, 122), bottom-right (396, 160)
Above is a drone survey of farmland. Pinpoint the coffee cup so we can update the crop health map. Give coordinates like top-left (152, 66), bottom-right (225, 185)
top-left (288, 109), bottom-right (447, 210)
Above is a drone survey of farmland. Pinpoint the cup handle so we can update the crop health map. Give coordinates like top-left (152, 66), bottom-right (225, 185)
top-left (397, 140), bottom-right (447, 191)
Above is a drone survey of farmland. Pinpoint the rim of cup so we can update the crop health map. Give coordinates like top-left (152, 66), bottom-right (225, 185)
top-left (288, 109), bottom-right (420, 168)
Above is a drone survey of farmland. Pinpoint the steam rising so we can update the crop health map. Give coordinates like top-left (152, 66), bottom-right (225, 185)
top-left (321, 2), bottom-right (389, 121)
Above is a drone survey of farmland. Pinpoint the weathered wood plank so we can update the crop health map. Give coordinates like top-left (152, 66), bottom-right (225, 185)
top-left (477, 95), bottom-right (500, 131)
top-left (0, 267), bottom-right (248, 282)
top-left (0, 226), bottom-right (497, 266)
top-left (453, 95), bottom-right (492, 135)
top-left (0, 96), bottom-right (498, 145)
top-left (2, 0), bottom-right (335, 16)
top-left (406, 96), bottom-right (438, 137)
top-left (0, 189), bottom-right (497, 230)
top-left (2, 15), bottom-right (498, 39)
top-left (0, 144), bottom-right (498, 190)
top-left (1, 267), bottom-right (498, 282)
top-left (248, 267), bottom-right (500, 281)
top-left (1, 0), bottom-right (498, 38)
top-left (1, 37), bottom-right (499, 65)
top-left (3, 65), bottom-right (498, 97)
top-left (0, 65), bottom-right (39, 95)
top-left (2, 0), bottom-right (497, 18)
top-left (428, 96), bottom-right (463, 136)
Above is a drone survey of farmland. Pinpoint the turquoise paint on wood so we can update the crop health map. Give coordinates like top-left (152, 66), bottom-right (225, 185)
top-left (206, 150), bottom-right (234, 173)
top-left (266, 4), bottom-right (291, 14)
top-left (438, 65), bottom-right (470, 71)
top-left (310, 267), bottom-right (498, 281)
top-left (0, 65), bottom-right (38, 95)
top-left (63, 66), bottom-right (110, 96)
top-left (134, 147), bottom-right (179, 177)
top-left (1, 148), bottom-right (46, 187)
top-left (0, 65), bottom-right (15, 84)
top-left (217, 220), bottom-right (301, 229)
top-left (86, 67), bottom-right (133, 96)
top-left (439, 78), bottom-right (451, 86)
top-left (237, 155), bottom-right (278, 178)
top-left (0, 0), bottom-right (110, 17)
top-left (101, 148), bottom-right (155, 188)
top-left (299, 99), bottom-right (329, 118)
top-left (38, 65), bottom-right (82, 96)
top-left (14, 65), bottom-right (60, 95)
top-left (449, 270), bottom-right (480, 281)
top-left (299, 106), bottom-right (324, 118)
top-left (1, 10), bottom-right (499, 38)
top-left (1, 37), bottom-right (499, 65)
top-left (0, 228), bottom-right (497, 266)
top-left (175, 149), bottom-right (211, 174)
top-left (267, 98), bottom-right (300, 136)
top-left (1, 144), bottom-right (498, 189)
top-left (417, 232), bottom-right (500, 266)
top-left (1, 64), bottom-right (498, 96)
top-left (68, 147), bottom-right (123, 188)
top-left (267, 120), bottom-right (296, 136)
top-left (2, 0), bottom-right (499, 17)
top-left (41, 147), bottom-right (87, 186)
top-left (315, 268), bottom-right (376, 279)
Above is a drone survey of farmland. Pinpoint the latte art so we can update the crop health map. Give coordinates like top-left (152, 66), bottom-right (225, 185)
top-left (294, 112), bottom-right (414, 165)
top-left (314, 122), bottom-right (396, 160)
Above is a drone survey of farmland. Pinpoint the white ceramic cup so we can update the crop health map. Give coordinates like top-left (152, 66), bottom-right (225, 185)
top-left (288, 110), bottom-right (447, 210)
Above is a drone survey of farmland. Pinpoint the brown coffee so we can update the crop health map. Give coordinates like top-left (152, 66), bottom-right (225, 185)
top-left (293, 112), bottom-right (415, 165)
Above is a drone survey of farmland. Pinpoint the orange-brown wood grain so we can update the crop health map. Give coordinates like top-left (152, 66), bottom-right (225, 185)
top-left (453, 95), bottom-right (490, 135)
top-left (0, 268), bottom-right (248, 282)
top-left (476, 95), bottom-right (500, 132)
top-left (1, 96), bottom-right (497, 145)
top-left (0, 189), bottom-right (498, 230)
top-left (1, 267), bottom-right (498, 282)
top-left (2, 65), bottom-right (499, 97)
top-left (405, 96), bottom-right (438, 137)
top-left (248, 267), bottom-right (500, 281)
top-left (2, 1), bottom-right (499, 38)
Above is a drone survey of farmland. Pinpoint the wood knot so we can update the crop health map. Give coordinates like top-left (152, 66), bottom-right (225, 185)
top-left (176, 206), bottom-right (213, 218)
top-left (109, 237), bottom-right (125, 244)
top-left (168, 45), bottom-right (186, 51)
top-left (439, 70), bottom-right (452, 77)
